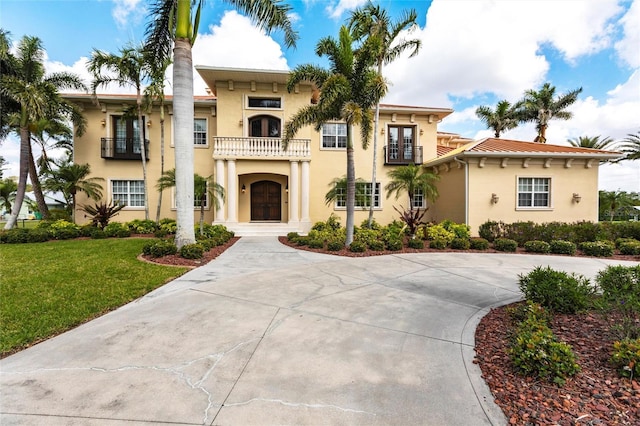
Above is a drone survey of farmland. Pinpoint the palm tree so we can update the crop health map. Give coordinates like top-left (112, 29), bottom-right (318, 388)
top-left (475, 100), bottom-right (522, 138)
top-left (618, 131), bottom-right (640, 161)
top-left (0, 35), bottom-right (87, 229)
top-left (599, 190), bottom-right (636, 221)
top-left (520, 83), bottom-right (582, 143)
top-left (88, 43), bottom-right (151, 220)
top-left (157, 168), bottom-right (225, 235)
top-left (385, 163), bottom-right (439, 212)
top-left (284, 26), bottom-right (386, 246)
top-left (145, 0), bottom-right (298, 249)
top-left (0, 178), bottom-right (17, 214)
top-left (567, 135), bottom-right (615, 150)
top-left (324, 176), bottom-right (369, 207)
top-left (42, 161), bottom-right (104, 223)
top-left (348, 2), bottom-right (421, 227)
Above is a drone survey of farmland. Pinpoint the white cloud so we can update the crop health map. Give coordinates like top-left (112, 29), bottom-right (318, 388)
top-left (615, 0), bottom-right (640, 68)
top-left (112, 0), bottom-right (145, 28)
top-left (191, 10), bottom-right (289, 95)
top-left (325, 0), bottom-right (367, 20)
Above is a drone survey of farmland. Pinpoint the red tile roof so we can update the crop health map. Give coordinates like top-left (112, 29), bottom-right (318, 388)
top-left (467, 138), bottom-right (619, 155)
top-left (437, 145), bottom-right (455, 156)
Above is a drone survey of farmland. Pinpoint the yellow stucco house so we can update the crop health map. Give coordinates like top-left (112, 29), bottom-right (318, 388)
top-left (65, 67), bottom-right (620, 236)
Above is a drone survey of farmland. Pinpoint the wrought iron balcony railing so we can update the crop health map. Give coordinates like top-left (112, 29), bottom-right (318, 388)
top-left (213, 137), bottom-right (311, 159)
top-left (384, 145), bottom-right (423, 165)
top-left (101, 138), bottom-right (150, 160)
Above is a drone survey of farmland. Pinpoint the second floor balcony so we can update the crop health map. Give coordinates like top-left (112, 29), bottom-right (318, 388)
top-left (384, 145), bottom-right (423, 165)
top-left (213, 137), bottom-right (311, 160)
top-left (101, 138), bottom-right (150, 161)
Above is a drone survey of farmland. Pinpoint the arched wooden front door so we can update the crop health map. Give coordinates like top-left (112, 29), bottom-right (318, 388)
top-left (250, 180), bottom-right (281, 221)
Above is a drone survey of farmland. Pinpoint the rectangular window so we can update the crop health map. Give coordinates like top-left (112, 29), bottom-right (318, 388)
top-left (335, 182), bottom-right (380, 208)
top-left (194, 118), bottom-right (207, 145)
top-left (248, 97), bottom-right (281, 108)
top-left (322, 123), bottom-right (347, 149)
top-left (112, 180), bottom-right (145, 207)
top-left (412, 188), bottom-right (425, 209)
top-left (518, 177), bottom-right (550, 207)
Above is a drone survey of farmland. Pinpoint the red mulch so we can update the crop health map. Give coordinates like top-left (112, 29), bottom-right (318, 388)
top-left (140, 237), bottom-right (240, 268)
top-left (147, 236), bottom-right (640, 424)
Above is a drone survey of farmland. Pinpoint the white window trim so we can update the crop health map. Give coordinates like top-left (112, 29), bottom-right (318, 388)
top-left (109, 179), bottom-right (146, 210)
top-left (320, 122), bottom-right (348, 150)
top-left (412, 188), bottom-right (426, 209)
top-left (333, 182), bottom-right (382, 211)
top-left (169, 187), bottom-right (211, 211)
top-left (245, 95), bottom-right (283, 111)
top-left (170, 116), bottom-right (209, 148)
top-left (516, 176), bottom-right (553, 210)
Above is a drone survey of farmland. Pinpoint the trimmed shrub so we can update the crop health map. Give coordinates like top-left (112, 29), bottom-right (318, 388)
top-left (296, 236), bottom-right (309, 246)
top-left (470, 237), bottom-right (489, 250)
top-left (611, 339), bottom-right (640, 378)
top-left (429, 238), bottom-right (448, 250)
top-left (26, 228), bottom-right (51, 243)
top-left (580, 241), bottom-right (614, 257)
top-left (507, 301), bottom-right (552, 324)
top-left (104, 222), bottom-right (129, 238)
top-left (615, 237), bottom-right (638, 249)
top-left (126, 219), bottom-right (157, 234)
top-left (367, 239), bottom-right (385, 251)
top-left (154, 228), bottom-right (169, 238)
top-left (0, 228), bottom-right (30, 244)
top-left (596, 265), bottom-right (640, 339)
top-left (49, 220), bottom-right (80, 240)
top-left (143, 240), bottom-right (177, 257)
top-left (440, 220), bottom-right (471, 239)
top-left (327, 240), bottom-right (343, 251)
top-left (90, 229), bottom-right (107, 239)
top-left (478, 220), bottom-right (504, 242)
top-left (349, 241), bottom-right (366, 253)
top-left (179, 243), bottom-right (204, 259)
top-left (407, 238), bottom-right (424, 249)
top-left (524, 240), bottom-right (550, 254)
top-left (550, 240), bottom-right (576, 255)
top-left (451, 237), bottom-right (470, 250)
top-left (494, 238), bottom-right (517, 252)
top-left (426, 224), bottom-right (455, 245)
top-left (619, 240), bottom-right (640, 256)
top-left (287, 231), bottom-right (300, 242)
top-left (354, 227), bottom-right (382, 247)
top-left (385, 238), bottom-right (403, 251)
top-left (518, 266), bottom-right (595, 314)
top-left (308, 238), bottom-right (325, 249)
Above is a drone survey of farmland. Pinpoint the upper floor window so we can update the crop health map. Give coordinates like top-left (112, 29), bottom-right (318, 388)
top-left (113, 116), bottom-right (145, 154)
top-left (387, 125), bottom-right (415, 163)
top-left (194, 118), bottom-right (207, 145)
top-left (322, 123), bottom-right (347, 149)
top-left (249, 115), bottom-right (281, 137)
top-left (112, 180), bottom-right (145, 207)
top-left (335, 182), bottom-right (380, 209)
top-left (518, 177), bottom-right (550, 208)
top-left (248, 97), bottom-right (281, 108)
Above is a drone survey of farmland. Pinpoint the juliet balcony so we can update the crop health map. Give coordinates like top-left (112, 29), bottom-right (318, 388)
top-left (383, 145), bottom-right (423, 165)
top-left (213, 137), bottom-right (311, 160)
top-left (101, 138), bottom-right (150, 161)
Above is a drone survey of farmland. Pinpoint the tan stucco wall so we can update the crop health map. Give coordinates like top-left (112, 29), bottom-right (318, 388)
top-left (428, 163), bottom-right (466, 224)
top-left (465, 157), bottom-right (600, 235)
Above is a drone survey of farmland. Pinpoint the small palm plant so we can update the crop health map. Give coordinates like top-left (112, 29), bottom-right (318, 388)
top-left (81, 200), bottom-right (126, 229)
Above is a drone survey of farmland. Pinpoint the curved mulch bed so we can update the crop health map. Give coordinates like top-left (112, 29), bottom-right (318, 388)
top-left (140, 237), bottom-right (240, 268)
top-left (147, 236), bottom-right (639, 424)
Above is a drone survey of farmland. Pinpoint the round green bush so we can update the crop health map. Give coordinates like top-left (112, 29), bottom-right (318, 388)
top-left (385, 238), bottom-right (403, 251)
top-left (451, 237), bottom-right (470, 250)
top-left (518, 266), bottom-right (595, 314)
top-left (549, 240), bottom-right (576, 255)
top-left (580, 241), bottom-right (614, 257)
top-left (90, 229), bottom-right (107, 239)
top-left (54, 227), bottom-right (80, 240)
top-left (296, 236), bottom-right (310, 246)
top-left (144, 240), bottom-right (178, 257)
top-left (0, 228), bottom-right (30, 243)
top-left (408, 238), bottom-right (424, 249)
top-left (179, 243), bottom-right (204, 259)
top-left (308, 238), bottom-right (325, 249)
top-left (327, 240), bottom-right (343, 251)
top-left (367, 239), bottom-right (385, 251)
top-left (429, 238), bottom-right (448, 250)
top-left (154, 228), bottom-right (169, 238)
top-left (619, 240), bottom-right (640, 255)
top-left (524, 240), bottom-right (551, 254)
top-left (349, 241), bottom-right (366, 252)
top-left (26, 228), bottom-right (51, 243)
top-left (470, 237), bottom-right (489, 250)
top-left (494, 238), bottom-right (517, 252)
top-left (287, 231), bottom-right (300, 242)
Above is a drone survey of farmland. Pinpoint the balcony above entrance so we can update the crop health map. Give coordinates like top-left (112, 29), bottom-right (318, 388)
top-left (213, 137), bottom-right (311, 160)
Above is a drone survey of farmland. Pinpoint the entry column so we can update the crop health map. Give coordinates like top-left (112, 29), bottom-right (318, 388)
top-left (301, 160), bottom-right (310, 224)
top-left (289, 160), bottom-right (299, 224)
top-left (214, 159), bottom-right (225, 223)
top-left (227, 159), bottom-right (237, 223)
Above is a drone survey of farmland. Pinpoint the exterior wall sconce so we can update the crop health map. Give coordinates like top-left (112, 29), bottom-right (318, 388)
top-left (238, 119), bottom-right (243, 126)
top-left (491, 193), bottom-right (499, 204)
top-left (100, 119), bottom-right (106, 126)
top-left (419, 129), bottom-right (424, 136)
top-left (241, 184), bottom-right (246, 194)
top-left (380, 128), bottom-right (385, 135)
top-left (572, 193), bottom-right (581, 203)
top-left (285, 184), bottom-right (289, 193)
top-left (147, 120), bottom-right (152, 127)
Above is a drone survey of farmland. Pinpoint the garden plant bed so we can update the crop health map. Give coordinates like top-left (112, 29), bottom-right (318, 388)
top-left (141, 237), bottom-right (240, 267)
top-left (475, 303), bottom-right (639, 425)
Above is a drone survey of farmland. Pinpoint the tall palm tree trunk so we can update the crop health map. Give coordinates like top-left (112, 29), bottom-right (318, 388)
top-left (345, 124), bottom-right (355, 246)
top-left (367, 61), bottom-right (383, 228)
top-left (136, 92), bottom-right (149, 220)
top-left (5, 126), bottom-right (30, 229)
top-left (28, 143), bottom-right (50, 219)
top-left (173, 36), bottom-right (195, 248)
top-left (155, 104), bottom-right (166, 223)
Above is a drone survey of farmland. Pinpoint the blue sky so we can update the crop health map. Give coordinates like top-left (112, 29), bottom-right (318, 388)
top-left (1, 0), bottom-right (639, 192)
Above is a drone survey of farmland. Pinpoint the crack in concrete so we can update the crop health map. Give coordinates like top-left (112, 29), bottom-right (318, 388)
top-left (222, 397), bottom-right (377, 416)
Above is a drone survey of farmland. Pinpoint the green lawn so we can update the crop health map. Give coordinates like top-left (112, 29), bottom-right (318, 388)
top-left (0, 238), bottom-right (188, 357)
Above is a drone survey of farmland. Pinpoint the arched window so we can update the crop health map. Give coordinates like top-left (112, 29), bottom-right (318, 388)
top-left (249, 115), bottom-right (281, 137)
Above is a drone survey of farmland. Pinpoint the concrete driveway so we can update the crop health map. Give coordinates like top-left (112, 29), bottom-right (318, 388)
top-left (1, 237), bottom-right (637, 425)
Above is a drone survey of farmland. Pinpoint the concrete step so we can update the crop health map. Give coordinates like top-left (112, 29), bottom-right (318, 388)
top-left (223, 222), bottom-right (307, 237)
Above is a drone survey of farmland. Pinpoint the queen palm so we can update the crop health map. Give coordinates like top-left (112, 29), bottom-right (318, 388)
top-left (619, 131), bottom-right (640, 161)
top-left (475, 100), bottom-right (522, 138)
top-left (145, 0), bottom-right (297, 248)
top-left (324, 176), bottom-right (369, 208)
top-left (520, 83), bottom-right (582, 143)
top-left (349, 2), bottom-right (421, 227)
top-left (0, 35), bottom-right (86, 229)
top-left (88, 43), bottom-right (151, 220)
top-left (284, 26), bottom-right (386, 246)
top-left (567, 135), bottom-right (615, 150)
top-left (0, 178), bottom-right (17, 214)
top-left (385, 163), bottom-right (439, 212)
top-left (157, 168), bottom-right (225, 235)
top-left (43, 160), bottom-right (104, 223)
top-left (599, 190), bottom-right (635, 221)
